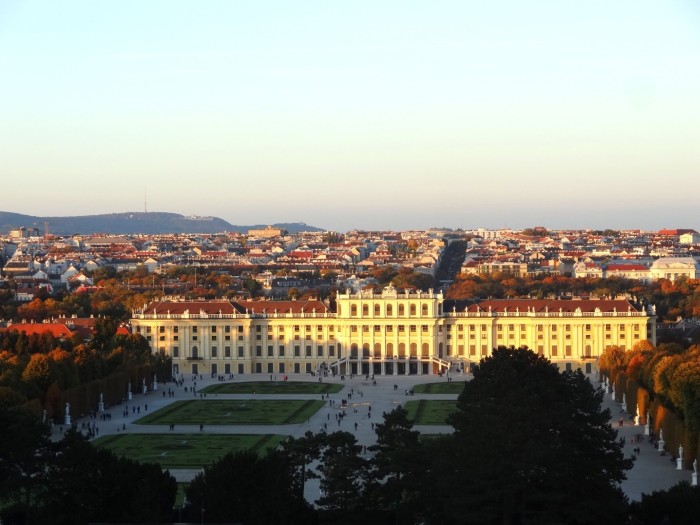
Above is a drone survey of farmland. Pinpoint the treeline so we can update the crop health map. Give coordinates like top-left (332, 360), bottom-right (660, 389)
top-left (446, 272), bottom-right (700, 324)
top-left (0, 319), bottom-right (169, 414)
top-left (601, 341), bottom-right (700, 432)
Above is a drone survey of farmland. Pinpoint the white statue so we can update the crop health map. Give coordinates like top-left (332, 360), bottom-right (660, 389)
top-left (660, 429), bottom-right (664, 441)
top-left (65, 402), bottom-right (70, 416)
top-left (99, 393), bottom-right (103, 404)
top-left (694, 459), bottom-right (697, 474)
top-left (679, 445), bottom-right (684, 458)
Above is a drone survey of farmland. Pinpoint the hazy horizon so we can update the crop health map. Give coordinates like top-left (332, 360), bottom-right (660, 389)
top-left (2, 1), bottom-right (699, 232)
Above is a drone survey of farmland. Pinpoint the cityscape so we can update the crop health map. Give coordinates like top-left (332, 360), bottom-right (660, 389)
top-left (3, 1), bottom-right (700, 523)
top-left (1, 218), bottom-right (700, 523)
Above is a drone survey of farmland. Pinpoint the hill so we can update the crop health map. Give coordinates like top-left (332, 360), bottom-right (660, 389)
top-left (0, 211), bottom-right (324, 236)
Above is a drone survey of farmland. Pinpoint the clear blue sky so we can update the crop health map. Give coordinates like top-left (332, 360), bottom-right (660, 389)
top-left (1, 1), bottom-right (699, 232)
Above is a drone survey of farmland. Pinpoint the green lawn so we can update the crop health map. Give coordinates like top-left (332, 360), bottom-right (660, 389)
top-left (403, 400), bottom-right (457, 425)
top-left (94, 433), bottom-right (287, 469)
top-left (201, 381), bottom-right (343, 395)
top-left (412, 381), bottom-right (466, 394)
top-left (134, 399), bottom-right (324, 425)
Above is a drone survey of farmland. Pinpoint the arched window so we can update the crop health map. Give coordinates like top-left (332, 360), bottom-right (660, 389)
top-left (373, 343), bottom-right (382, 358)
top-left (398, 304), bottom-right (405, 316)
top-left (351, 343), bottom-right (358, 358)
top-left (398, 343), bottom-right (406, 357)
top-left (438, 342), bottom-right (443, 358)
top-left (410, 343), bottom-right (417, 356)
top-left (410, 304), bottom-right (417, 316)
top-left (387, 304), bottom-right (393, 316)
top-left (387, 342), bottom-right (394, 357)
top-left (421, 342), bottom-right (430, 357)
top-left (191, 346), bottom-right (199, 359)
top-left (362, 304), bottom-right (369, 316)
top-left (421, 304), bottom-right (428, 316)
top-left (374, 304), bottom-right (381, 316)
top-left (362, 343), bottom-right (370, 358)
top-left (351, 305), bottom-right (357, 316)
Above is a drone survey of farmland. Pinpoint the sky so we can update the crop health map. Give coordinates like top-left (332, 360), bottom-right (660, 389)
top-left (1, 1), bottom-right (699, 232)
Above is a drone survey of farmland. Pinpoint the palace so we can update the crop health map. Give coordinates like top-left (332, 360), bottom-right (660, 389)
top-left (131, 285), bottom-right (656, 377)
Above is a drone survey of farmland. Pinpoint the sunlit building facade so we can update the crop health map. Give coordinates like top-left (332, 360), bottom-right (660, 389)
top-left (131, 285), bottom-right (655, 377)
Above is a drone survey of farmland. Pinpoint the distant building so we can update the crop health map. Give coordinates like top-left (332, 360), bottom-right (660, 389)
top-left (248, 226), bottom-right (287, 238)
top-left (650, 257), bottom-right (700, 281)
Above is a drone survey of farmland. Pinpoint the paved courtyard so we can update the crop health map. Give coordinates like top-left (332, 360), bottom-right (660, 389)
top-left (53, 371), bottom-right (694, 503)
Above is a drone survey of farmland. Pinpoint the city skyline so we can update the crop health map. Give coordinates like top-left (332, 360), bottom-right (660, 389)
top-left (2, 1), bottom-right (699, 232)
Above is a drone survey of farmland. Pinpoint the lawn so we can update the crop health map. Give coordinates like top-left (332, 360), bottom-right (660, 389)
top-left (201, 381), bottom-right (343, 395)
top-left (94, 433), bottom-right (287, 469)
top-left (412, 381), bottom-right (466, 394)
top-left (134, 399), bottom-right (325, 425)
top-left (403, 400), bottom-right (457, 425)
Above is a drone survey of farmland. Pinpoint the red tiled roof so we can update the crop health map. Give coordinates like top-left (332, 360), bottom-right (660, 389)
top-left (606, 264), bottom-right (649, 272)
top-left (237, 300), bottom-right (330, 314)
top-left (465, 299), bottom-right (642, 314)
top-left (141, 300), bottom-right (244, 315)
top-left (0, 323), bottom-right (74, 338)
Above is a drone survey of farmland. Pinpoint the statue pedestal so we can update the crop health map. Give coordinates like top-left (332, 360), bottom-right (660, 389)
top-left (153, 381), bottom-right (158, 391)
top-left (658, 439), bottom-right (665, 453)
top-left (692, 473), bottom-right (697, 487)
top-left (677, 458), bottom-right (683, 470)
top-left (645, 423), bottom-right (650, 436)
top-left (98, 402), bottom-right (104, 413)
top-left (64, 415), bottom-right (71, 426)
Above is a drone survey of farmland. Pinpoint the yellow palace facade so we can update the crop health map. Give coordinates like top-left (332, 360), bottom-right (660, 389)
top-left (130, 285), bottom-right (656, 377)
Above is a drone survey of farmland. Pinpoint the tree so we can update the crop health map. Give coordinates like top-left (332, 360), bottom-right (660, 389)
top-left (431, 347), bottom-right (632, 525)
top-left (38, 429), bottom-right (177, 524)
top-left (185, 449), bottom-right (314, 525)
top-left (628, 481), bottom-right (700, 525)
top-left (368, 406), bottom-right (428, 523)
top-left (0, 406), bottom-right (51, 518)
top-left (315, 431), bottom-right (369, 521)
top-left (278, 431), bottom-right (323, 501)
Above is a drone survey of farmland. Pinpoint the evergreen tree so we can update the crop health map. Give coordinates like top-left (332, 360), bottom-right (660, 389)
top-left (368, 406), bottom-right (428, 524)
top-left (429, 347), bottom-right (632, 525)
